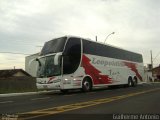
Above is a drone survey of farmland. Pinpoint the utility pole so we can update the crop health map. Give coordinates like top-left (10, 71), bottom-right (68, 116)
top-left (150, 50), bottom-right (154, 82)
top-left (95, 36), bottom-right (97, 42)
top-left (150, 50), bottom-right (153, 69)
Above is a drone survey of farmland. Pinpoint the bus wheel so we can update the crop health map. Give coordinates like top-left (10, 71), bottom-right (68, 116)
top-left (82, 77), bottom-right (92, 92)
top-left (128, 77), bottom-right (133, 87)
top-left (133, 77), bottom-right (138, 87)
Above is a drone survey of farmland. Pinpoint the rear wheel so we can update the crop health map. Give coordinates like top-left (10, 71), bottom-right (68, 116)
top-left (133, 77), bottom-right (138, 87)
top-left (82, 77), bottom-right (92, 92)
top-left (128, 77), bottom-right (134, 87)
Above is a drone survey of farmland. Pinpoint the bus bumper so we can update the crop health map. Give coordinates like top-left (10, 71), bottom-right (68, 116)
top-left (36, 82), bottom-right (61, 90)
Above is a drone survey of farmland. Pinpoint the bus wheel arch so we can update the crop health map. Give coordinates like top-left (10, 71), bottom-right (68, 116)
top-left (81, 76), bottom-right (93, 92)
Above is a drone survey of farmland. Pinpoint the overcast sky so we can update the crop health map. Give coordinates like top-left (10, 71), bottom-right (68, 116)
top-left (0, 0), bottom-right (160, 70)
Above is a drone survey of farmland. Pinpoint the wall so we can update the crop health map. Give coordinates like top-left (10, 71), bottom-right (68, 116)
top-left (0, 77), bottom-right (37, 93)
top-left (144, 71), bottom-right (153, 82)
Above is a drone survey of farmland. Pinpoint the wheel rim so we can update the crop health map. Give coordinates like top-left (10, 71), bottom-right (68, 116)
top-left (84, 81), bottom-right (90, 90)
top-left (128, 80), bottom-right (132, 87)
top-left (129, 81), bottom-right (132, 86)
top-left (133, 79), bottom-right (137, 86)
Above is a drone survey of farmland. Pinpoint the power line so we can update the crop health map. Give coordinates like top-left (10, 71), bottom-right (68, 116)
top-left (0, 52), bottom-right (31, 55)
top-left (153, 51), bottom-right (160, 62)
top-left (1, 39), bottom-right (43, 47)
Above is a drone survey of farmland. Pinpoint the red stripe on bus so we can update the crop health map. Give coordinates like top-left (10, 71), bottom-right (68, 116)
top-left (124, 61), bottom-right (143, 81)
top-left (82, 55), bottom-right (112, 85)
top-left (47, 76), bottom-right (56, 83)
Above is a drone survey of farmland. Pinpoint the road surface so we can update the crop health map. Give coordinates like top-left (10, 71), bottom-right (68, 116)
top-left (0, 83), bottom-right (160, 120)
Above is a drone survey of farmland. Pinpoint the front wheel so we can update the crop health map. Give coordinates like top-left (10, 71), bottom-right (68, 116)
top-left (82, 78), bottom-right (92, 92)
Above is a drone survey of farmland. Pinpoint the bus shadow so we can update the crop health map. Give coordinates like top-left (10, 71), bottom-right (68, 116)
top-left (42, 84), bottom-right (132, 96)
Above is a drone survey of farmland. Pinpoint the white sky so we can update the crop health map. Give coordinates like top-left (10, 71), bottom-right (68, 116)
top-left (0, 0), bottom-right (160, 70)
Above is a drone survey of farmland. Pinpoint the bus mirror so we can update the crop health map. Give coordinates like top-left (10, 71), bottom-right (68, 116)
top-left (35, 58), bottom-right (41, 67)
top-left (54, 53), bottom-right (61, 65)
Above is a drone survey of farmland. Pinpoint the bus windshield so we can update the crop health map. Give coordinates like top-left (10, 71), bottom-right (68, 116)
top-left (40, 37), bottom-right (67, 55)
top-left (37, 55), bottom-right (61, 78)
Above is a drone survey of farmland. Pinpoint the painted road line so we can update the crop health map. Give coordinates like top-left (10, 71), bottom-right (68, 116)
top-left (19, 88), bottom-right (160, 120)
top-left (31, 97), bottom-right (50, 101)
top-left (0, 101), bottom-right (13, 104)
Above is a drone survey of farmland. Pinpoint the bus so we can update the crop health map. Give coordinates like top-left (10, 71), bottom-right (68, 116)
top-left (35, 35), bottom-right (144, 92)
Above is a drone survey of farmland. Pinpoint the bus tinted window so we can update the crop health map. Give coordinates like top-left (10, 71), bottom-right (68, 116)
top-left (40, 37), bottom-right (67, 55)
top-left (83, 39), bottom-right (143, 63)
top-left (63, 37), bottom-right (81, 74)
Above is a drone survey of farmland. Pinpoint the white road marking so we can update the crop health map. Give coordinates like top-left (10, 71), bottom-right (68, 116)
top-left (0, 101), bottom-right (13, 104)
top-left (31, 97), bottom-right (50, 101)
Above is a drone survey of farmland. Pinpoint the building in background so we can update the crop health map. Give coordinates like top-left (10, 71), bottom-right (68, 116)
top-left (25, 53), bottom-right (39, 77)
top-left (152, 66), bottom-right (160, 81)
top-left (144, 65), bottom-right (160, 82)
top-left (144, 66), bottom-right (153, 83)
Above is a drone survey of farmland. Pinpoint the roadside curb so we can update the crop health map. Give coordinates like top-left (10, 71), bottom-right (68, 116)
top-left (0, 90), bottom-right (58, 97)
top-left (0, 92), bottom-right (37, 97)
top-left (145, 82), bottom-right (160, 84)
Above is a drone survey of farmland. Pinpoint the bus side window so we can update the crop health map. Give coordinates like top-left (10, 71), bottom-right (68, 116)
top-left (63, 38), bottom-right (81, 74)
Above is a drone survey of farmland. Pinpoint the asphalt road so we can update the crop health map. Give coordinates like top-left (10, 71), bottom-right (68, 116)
top-left (0, 83), bottom-right (160, 120)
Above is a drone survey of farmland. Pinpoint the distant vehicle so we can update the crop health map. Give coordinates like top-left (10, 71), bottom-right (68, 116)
top-left (34, 36), bottom-right (144, 93)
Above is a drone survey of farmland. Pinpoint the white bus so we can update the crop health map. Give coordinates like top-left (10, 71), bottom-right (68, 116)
top-left (35, 36), bottom-right (144, 92)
